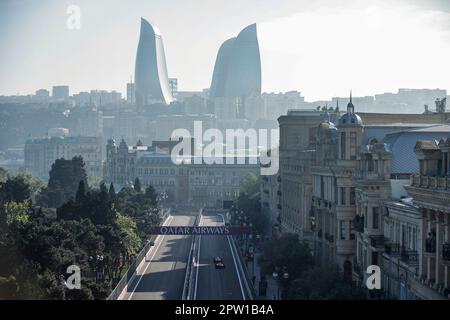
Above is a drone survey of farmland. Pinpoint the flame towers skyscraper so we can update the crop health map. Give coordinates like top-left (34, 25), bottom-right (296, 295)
top-left (135, 18), bottom-right (174, 106)
top-left (209, 23), bottom-right (261, 100)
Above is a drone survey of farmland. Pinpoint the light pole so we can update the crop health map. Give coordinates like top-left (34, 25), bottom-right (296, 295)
top-left (272, 266), bottom-right (289, 300)
top-left (272, 269), bottom-right (280, 300)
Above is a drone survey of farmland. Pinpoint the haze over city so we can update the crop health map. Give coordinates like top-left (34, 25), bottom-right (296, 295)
top-left (1, 0), bottom-right (450, 101)
top-left (2, 0), bottom-right (450, 308)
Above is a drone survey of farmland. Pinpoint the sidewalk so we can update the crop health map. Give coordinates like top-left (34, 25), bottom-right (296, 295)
top-left (237, 240), bottom-right (280, 300)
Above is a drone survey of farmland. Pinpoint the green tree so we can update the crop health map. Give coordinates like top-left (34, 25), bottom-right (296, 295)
top-left (8, 171), bottom-right (45, 196)
top-left (115, 213), bottom-right (141, 256)
top-left (0, 175), bottom-right (31, 204)
top-left (236, 173), bottom-right (267, 235)
top-left (75, 180), bottom-right (86, 203)
top-left (145, 186), bottom-right (158, 206)
top-left (259, 233), bottom-right (314, 281)
top-left (99, 182), bottom-right (108, 194)
top-left (287, 265), bottom-right (367, 300)
top-left (37, 156), bottom-right (88, 208)
top-left (134, 177), bottom-right (142, 193)
top-left (108, 183), bottom-right (116, 200)
top-left (0, 167), bottom-right (7, 183)
top-left (4, 200), bottom-right (30, 226)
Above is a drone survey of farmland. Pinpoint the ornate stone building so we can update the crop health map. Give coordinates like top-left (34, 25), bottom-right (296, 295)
top-left (278, 109), bottom-right (327, 244)
top-left (404, 138), bottom-right (450, 299)
top-left (353, 142), bottom-right (393, 284)
top-left (311, 97), bottom-right (363, 276)
top-left (277, 95), bottom-right (450, 281)
top-left (106, 139), bottom-right (259, 207)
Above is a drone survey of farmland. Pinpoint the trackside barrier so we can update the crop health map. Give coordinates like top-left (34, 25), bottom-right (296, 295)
top-left (181, 208), bottom-right (202, 300)
top-left (230, 235), bottom-right (256, 300)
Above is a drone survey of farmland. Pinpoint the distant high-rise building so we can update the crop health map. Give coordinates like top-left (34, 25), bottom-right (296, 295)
top-left (209, 23), bottom-right (261, 100)
top-left (127, 82), bottom-right (136, 104)
top-left (35, 89), bottom-right (50, 98)
top-left (89, 90), bottom-right (122, 106)
top-left (135, 18), bottom-right (174, 106)
top-left (25, 135), bottom-right (102, 180)
top-left (168, 78), bottom-right (178, 99)
top-left (52, 86), bottom-right (70, 100)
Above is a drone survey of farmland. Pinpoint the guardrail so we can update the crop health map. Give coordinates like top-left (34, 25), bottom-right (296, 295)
top-left (181, 208), bottom-right (202, 300)
top-left (107, 208), bottom-right (171, 300)
top-left (229, 235), bottom-right (256, 300)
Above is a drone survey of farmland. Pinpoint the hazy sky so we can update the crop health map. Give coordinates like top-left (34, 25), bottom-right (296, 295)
top-left (1, 0), bottom-right (450, 101)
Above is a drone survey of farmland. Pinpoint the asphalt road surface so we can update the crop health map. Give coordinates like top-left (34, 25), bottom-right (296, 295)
top-left (122, 212), bottom-right (196, 300)
top-left (194, 213), bottom-right (245, 300)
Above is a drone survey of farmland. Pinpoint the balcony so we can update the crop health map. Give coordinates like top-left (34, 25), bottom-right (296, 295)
top-left (353, 215), bottom-right (364, 233)
top-left (355, 171), bottom-right (382, 181)
top-left (325, 233), bottom-right (334, 243)
top-left (443, 243), bottom-right (450, 261)
top-left (370, 235), bottom-right (385, 248)
top-left (410, 174), bottom-right (450, 190)
top-left (384, 242), bottom-right (401, 256)
top-left (400, 249), bottom-right (419, 266)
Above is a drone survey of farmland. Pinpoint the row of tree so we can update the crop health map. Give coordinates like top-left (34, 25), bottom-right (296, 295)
top-left (0, 157), bottom-right (161, 299)
top-left (258, 233), bottom-right (367, 300)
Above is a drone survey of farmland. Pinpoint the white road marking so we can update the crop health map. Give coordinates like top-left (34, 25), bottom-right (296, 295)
top-left (127, 215), bottom-right (174, 300)
top-left (218, 213), bottom-right (246, 300)
top-left (193, 214), bottom-right (203, 300)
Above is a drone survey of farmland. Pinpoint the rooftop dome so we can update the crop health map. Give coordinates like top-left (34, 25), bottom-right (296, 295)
top-left (337, 91), bottom-right (363, 127)
top-left (318, 112), bottom-right (338, 139)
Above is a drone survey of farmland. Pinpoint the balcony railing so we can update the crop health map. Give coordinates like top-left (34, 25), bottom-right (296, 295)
top-left (400, 249), bottom-right (419, 266)
top-left (443, 243), bottom-right (450, 261)
top-left (384, 242), bottom-right (401, 255)
top-left (411, 174), bottom-right (450, 190)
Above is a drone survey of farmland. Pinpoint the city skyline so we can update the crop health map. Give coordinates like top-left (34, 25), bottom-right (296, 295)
top-left (1, 0), bottom-right (450, 101)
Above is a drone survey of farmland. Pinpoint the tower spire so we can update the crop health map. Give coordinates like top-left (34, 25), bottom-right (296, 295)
top-left (347, 90), bottom-right (354, 113)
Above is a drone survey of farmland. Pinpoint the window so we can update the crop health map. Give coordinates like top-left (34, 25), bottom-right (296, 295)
top-left (372, 252), bottom-right (378, 266)
top-left (350, 187), bottom-right (356, 205)
top-left (320, 176), bottom-right (324, 198)
top-left (341, 187), bottom-right (346, 205)
top-left (350, 132), bottom-right (357, 160)
top-left (340, 132), bottom-right (346, 159)
top-left (340, 220), bottom-right (346, 240)
top-left (372, 207), bottom-right (380, 229)
top-left (368, 159), bottom-right (374, 172)
top-left (364, 207), bottom-right (368, 228)
top-left (349, 221), bottom-right (356, 240)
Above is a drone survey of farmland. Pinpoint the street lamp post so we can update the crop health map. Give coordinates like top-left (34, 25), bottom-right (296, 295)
top-left (272, 266), bottom-right (289, 300)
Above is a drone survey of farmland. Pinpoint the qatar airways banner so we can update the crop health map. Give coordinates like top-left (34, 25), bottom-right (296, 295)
top-left (148, 226), bottom-right (251, 235)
